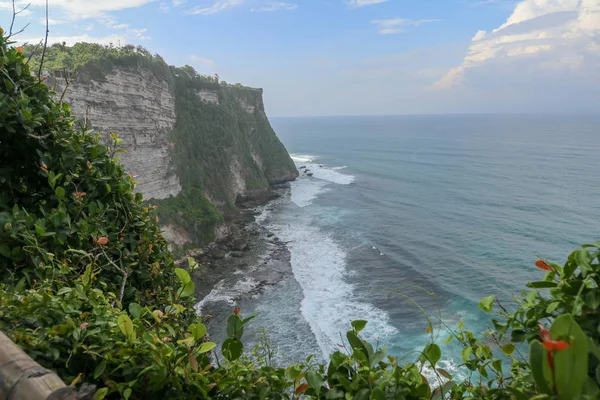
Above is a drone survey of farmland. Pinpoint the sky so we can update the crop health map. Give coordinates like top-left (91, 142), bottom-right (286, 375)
top-left (1, 0), bottom-right (599, 116)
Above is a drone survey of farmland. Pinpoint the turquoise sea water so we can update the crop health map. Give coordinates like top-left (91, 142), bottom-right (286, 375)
top-left (201, 114), bottom-right (600, 377)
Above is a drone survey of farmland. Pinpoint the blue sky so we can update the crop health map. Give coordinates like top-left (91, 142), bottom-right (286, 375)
top-left (2, 0), bottom-right (599, 116)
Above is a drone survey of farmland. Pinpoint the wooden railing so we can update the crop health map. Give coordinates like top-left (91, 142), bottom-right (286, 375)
top-left (0, 331), bottom-right (77, 400)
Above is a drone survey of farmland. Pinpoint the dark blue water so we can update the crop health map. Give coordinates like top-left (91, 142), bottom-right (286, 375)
top-left (263, 114), bottom-right (600, 374)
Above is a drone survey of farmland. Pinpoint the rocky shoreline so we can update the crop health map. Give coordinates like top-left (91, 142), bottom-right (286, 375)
top-left (184, 184), bottom-right (294, 320)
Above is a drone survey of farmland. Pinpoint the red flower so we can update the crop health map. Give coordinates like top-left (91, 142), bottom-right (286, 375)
top-left (542, 341), bottom-right (570, 352)
top-left (233, 307), bottom-right (240, 315)
top-left (40, 161), bottom-right (48, 173)
top-left (16, 46), bottom-right (23, 52)
top-left (80, 322), bottom-right (89, 330)
top-left (535, 260), bottom-right (553, 271)
top-left (73, 191), bottom-right (86, 200)
top-left (94, 237), bottom-right (109, 246)
top-left (87, 161), bottom-right (92, 169)
top-left (539, 323), bottom-right (570, 371)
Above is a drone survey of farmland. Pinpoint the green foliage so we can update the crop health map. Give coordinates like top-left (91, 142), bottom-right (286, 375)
top-left (152, 185), bottom-right (223, 253)
top-left (25, 42), bottom-right (174, 85)
top-left (26, 40), bottom-right (297, 243)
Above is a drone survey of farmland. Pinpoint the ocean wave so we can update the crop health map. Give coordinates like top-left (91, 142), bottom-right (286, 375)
top-left (290, 179), bottom-right (329, 208)
top-left (302, 163), bottom-right (355, 185)
top-left (291, 153), bottom-right (317, 163)
top-left (263, 216), bottom-right (398, 359)
top-left (195, 277), bottom-right (260, 314)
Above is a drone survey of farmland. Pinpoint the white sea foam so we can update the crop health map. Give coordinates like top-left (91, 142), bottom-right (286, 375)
top-left (195, 277), bottom-right (260, 314)
top-left (291, 154), bottom-right (317, 163)
top-left (300, 162), bottom-right (355, 186)
top-left (263, 215), bottom-right (398, 359)
top-left (290, 179), bottom-right (329, 208)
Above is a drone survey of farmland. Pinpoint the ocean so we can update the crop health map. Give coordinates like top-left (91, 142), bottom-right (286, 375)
top-left (199, 114), bottom-right (600, 378)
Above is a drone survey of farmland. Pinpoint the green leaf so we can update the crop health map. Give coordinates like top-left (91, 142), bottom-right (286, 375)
top-left (462, 346), bottom-right (472, 363)
top-left (431, 381), bottom-right (454, 400)
top-left (94, 388), bottom-right (108, 400)
top-left (55, 187), bottom-right (65, 199)
top-left (306, 370), bottom-right (324, 395)
top-left (93, 360), bottom-right (107, 379)
top-left (188, 323), bottom-right (207, 340)
top-left (117, 315), bottom-right (135, 341)
top-left (492, 359), bottom-right (503, 374)
top-left (436, 368), bottom-right (453, 380)
top-left (123, 388), bottom-right (132, 400)
top-left (478, 295), bottom-right (495, 313)
top-left (530, 340), bottom-right (552, 395)
top-left (197, 342), bottom-right (216, 354)
top-left (371, 388), bottom-right (385, 400)
top-left (573, 249), bottom-right (592, 273)
top-left (551, 314), bottom-right (588, 399)
top-left (287, 366), bottom-right (302, 380)
top-left (177, 280), bottom-right (195, 298)
top-left (0, 244), bottom-right (11, 258)
top-left (57, 287), bottom-right (72, 295)
top-left (325, 388), bottom-right (344, 399)
top-left (222, 338), bottom-right (243, 362)
top-left (501, 343), bottom-right (515, 355)
top-left (351, 320), bottom-right (368, 333)
top-left (424, 343), bottom-right (441, 366)
top-left (175, 268), bottom-right (191, 285)
top-left (546, 301), bottom-right (560, 314)
top-left (226, 314), bottom-right (243, 340)
top-left (527, 281), bottom-right (558, 288)
top-left (128, 303), bottom-right (142, 319)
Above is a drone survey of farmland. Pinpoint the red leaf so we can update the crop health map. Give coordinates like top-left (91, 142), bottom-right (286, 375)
top-left (535, 260), bottom-right (553, 271)
top-left (295, 383), bottom-right (309, 395)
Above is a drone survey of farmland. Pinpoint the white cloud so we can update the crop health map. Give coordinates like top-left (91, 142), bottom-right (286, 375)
top-left (253, 1), bottom-right (298, 12)
top-left (0, 0), bottom-right (152, 19)
top-left (433, 0), bottom-right (600, 90)
top-left (190, 55), bottom-right (216, 67)
top-left (40, 18), bottom-right (65, 25)
top-left (347, 0), bottom-right (388, 7)
top-left (187, 0), bottom-right (244, 15)
top-left (128, 28), bottom-right (151, 40)
top-left (0, 1), bottom-right (31, 15)
top-left (371, 18), bottom-right (441, 35)
top-left (160, 0), bottom-right (185, 12)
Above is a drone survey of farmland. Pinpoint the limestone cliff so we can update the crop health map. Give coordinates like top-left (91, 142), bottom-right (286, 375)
top-left (56, 69), bottom-right (181, 200)
top-left (46, 50), bottom-right (298, 250)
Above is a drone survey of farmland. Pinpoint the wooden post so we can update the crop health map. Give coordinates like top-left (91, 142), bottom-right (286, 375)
top-left (0, 331), bottom-right (76, 400)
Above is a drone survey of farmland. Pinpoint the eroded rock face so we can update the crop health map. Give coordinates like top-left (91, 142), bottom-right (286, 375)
top-left (56, 68), bottom-right (181, 200)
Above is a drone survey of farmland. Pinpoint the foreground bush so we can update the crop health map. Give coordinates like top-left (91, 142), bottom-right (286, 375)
top-left (2, 29), bottom-right (600, 399)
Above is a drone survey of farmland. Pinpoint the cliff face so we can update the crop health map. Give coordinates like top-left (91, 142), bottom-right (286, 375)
top-left (56, 69), bottom-right (181, 200)
top-left (53, 61), bottom-right (298, 249)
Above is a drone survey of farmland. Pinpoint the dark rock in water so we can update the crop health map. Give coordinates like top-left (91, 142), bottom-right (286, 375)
top-left (231, 252), bottom-right (243, 258)
top-left (267, 232), bottom-right (275, 238)
top-left (299, 166), bottom-right (306, 169)
top-left (209, 248), bottom-right (226, 259)
top-left (232, 239), bottom-right (248, 251)
top-left (235, 190), bottom-right (280, 209)
top-left (304, 169), bottom-right (311, 173)
top-left (272, 237), bottom-right (280, 242)
top-left (319, 165), bottom-right (323, 167)
top-left (307, 173), bottom-right (313, 177)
